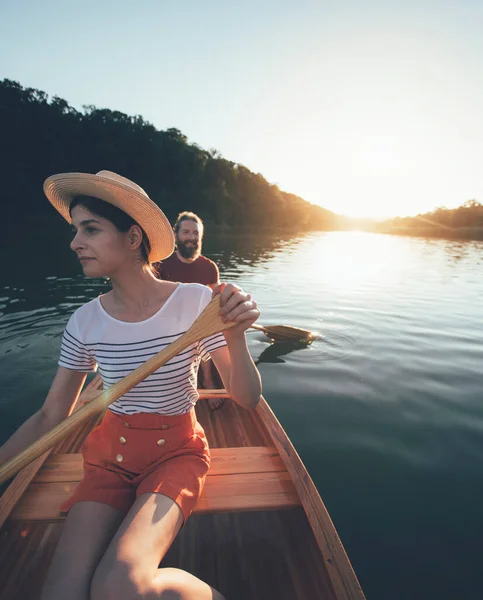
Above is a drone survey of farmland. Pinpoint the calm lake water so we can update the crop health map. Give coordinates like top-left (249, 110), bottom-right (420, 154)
top-left (1, 229), bottom-right (482, 600)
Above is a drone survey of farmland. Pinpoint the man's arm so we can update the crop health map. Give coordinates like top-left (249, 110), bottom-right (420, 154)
top-left (207, 260), bottom-right (220, 291)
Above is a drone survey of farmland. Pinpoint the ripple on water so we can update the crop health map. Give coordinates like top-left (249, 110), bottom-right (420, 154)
top-left (0, 306), bottom-right (67, 345)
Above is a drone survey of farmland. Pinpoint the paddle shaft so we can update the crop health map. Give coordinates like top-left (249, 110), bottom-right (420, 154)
top-left (0, 296), bottom-right (236, 485)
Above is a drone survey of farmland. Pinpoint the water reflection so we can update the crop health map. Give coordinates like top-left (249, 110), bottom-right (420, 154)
top-left (255, 339), bottom-right (312, 365)
top-left (413, 236), bottom-right (483, 269)
top-left (203, 231), bottom-right (306, 276)
top-left (0, 276), bottom-right (109, 318)
top-left (441, 239), bottom-right (483, 267)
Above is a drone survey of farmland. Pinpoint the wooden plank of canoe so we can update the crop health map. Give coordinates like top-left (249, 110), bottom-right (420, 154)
top-left (10, 447), bottom-right (300, 522)
top-left (256, 397), bottom-right (366, 600)
top-left (33, 446), bottom-right (286, 482)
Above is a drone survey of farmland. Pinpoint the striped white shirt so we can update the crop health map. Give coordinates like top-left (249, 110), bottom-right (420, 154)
top-left (58, 283), bottom-right (227, 415)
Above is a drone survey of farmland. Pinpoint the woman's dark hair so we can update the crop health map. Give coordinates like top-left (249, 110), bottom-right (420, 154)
top-left (69, 196), bottom-right (151, 264)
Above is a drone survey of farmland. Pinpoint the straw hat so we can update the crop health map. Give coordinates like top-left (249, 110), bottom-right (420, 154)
top-left (43, 170), bottom-right (174, 262)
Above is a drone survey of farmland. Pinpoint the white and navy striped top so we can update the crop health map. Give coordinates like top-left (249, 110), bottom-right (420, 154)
top-left (58, 283), bottom-right (227, 415)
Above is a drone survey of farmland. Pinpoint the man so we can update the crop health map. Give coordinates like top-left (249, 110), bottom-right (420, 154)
top-left (155, 211), bottom-right (224, 409)
top-left (155, 211), bottom-right (219, 287)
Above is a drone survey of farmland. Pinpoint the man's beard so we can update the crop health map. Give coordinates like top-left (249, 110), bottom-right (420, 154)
top-left (177, 240), bottom-right (201, 260)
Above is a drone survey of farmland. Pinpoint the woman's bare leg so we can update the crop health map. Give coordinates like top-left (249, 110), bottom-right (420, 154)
top-left (41, 501), bottom-right (124, 600)
top-left (91, 492), bottom-right (226, 600)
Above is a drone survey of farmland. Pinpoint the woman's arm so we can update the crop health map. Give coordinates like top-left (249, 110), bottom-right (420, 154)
top-left (210, 340), bottom-right (261, 410)
top-left (0, 366), bottom-right (87, 464)
top-left (209, 283), bottom-right (262, 410)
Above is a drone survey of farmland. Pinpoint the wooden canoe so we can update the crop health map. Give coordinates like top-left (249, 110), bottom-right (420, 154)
top-left (0, 376), bottom-right (365, 600)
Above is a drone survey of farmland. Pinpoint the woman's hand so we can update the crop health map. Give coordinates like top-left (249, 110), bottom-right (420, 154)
top-left (213, 283), bottom-right (260, 339)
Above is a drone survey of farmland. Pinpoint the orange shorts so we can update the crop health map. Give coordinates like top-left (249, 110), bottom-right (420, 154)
top-left (61, 408), bottom-right (210, 522)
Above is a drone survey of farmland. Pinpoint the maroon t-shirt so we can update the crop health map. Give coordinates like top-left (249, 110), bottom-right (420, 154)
top-left (155, 253), bottom-right (219, 286)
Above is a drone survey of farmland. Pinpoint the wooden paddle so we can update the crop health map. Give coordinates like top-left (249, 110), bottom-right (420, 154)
top-left (0, 295), bottom-right (237, 485)
top-left (250, 323), bottom-right (316, 342)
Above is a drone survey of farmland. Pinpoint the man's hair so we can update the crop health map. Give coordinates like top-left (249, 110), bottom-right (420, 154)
top-left (173, 211), bottom-right (204, 234)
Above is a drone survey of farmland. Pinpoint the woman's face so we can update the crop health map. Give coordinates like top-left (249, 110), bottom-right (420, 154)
top-left (70, 205), bottom-right (130, 278)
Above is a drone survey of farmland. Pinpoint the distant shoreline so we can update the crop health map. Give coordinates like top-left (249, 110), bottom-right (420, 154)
top-left (8, 215), bottom-right (483, 243)
top-left (373, 225), bottom-right (483, 242)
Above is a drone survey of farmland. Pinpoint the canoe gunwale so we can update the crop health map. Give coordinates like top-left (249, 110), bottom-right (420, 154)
top-left (256, 397), bottom-right (366, 600)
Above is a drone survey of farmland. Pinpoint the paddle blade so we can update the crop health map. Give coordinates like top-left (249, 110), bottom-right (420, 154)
top-left (259, 325), bottom-right (317, 342)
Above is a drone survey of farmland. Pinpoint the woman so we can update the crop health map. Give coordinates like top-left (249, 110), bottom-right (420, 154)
top-left (0, 170), bottom-right (262, 600)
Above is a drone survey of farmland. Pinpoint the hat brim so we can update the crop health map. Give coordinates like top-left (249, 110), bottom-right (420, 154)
top-left (43, 173), bottom-right (174, 262)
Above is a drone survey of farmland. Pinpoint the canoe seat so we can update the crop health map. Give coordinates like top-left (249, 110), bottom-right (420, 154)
top-left (9, 446), bottom-right (300, 523)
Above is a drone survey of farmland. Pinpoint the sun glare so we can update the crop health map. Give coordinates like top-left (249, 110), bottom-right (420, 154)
top-left (358, 141), bottom-right (401, 172)
top-left (299, 232), bottom-right (413, 292)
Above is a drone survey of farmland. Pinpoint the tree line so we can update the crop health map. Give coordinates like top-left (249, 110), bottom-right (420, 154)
top-left (375, 200), bottom-right (483, 240)
top-left (0, 78), bottom-right (338, 232)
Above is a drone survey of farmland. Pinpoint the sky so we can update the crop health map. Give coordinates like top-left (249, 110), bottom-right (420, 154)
top-left (1, 0), bottom-right (482, 219)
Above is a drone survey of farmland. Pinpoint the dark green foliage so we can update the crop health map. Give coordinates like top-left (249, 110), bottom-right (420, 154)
top-left (0, 79), bottom-right (337, 232)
